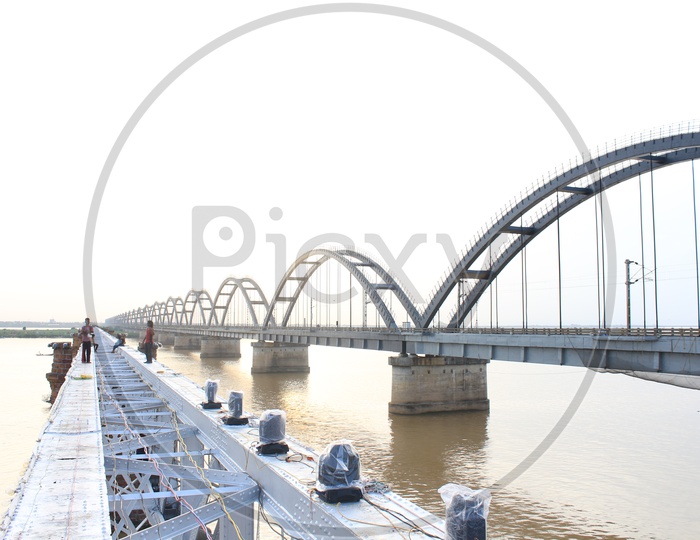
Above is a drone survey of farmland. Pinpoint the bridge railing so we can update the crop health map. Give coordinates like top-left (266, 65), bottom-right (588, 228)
top-left (436, 326), bottom-right (700, 338)
top-left (117, 321), bottom-right (700, 338)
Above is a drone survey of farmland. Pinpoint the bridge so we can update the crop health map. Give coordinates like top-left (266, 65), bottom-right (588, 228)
top-left (5, 123), bottom-right (700, 540)
top-left (108, 123), bottom-right (700, 413)
top-left (4, 329), bottom-right (450, 540)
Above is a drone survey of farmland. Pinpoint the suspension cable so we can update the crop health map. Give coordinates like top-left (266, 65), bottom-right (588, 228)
top-left (599, 179), bottom-right (607, 329)
top-left (495, 274), bottom-right (499, 329)
top-left (650, 156), bottom-right (660, 329)
top-left (349, 271), bottom-right (352, 329)
top-left (489, 244), bottom-right (493, 329)
top-left (520, 216), bottom-right (527, 329)
top-left (524, 244), bottom-right (528, 329)
top-left (594, 181), bottom-right (602, 329)
top-left (557, 190), bottom-right (563, 329)
top-left (639, 173), bottom-right (648, 331)
top-left (693, 160), bottom-right (700, 328)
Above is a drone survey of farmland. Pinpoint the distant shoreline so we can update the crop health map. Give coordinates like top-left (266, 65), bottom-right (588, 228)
top-left (0, 321), bottom-right (81, 328)
top-left (0, 329), bottom-right (76, 339)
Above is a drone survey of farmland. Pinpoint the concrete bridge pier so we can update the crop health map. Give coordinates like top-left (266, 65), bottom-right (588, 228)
top-left (251, 341), bottom-right (310, 373)
top-left (388, 354), bottom-right (489, 415)
top-left (157, 331), bottom-right (175, 346)
top-left (173, 335), bottom-right (202, 350)
top-left (200, 337), bottom-right (241, 359)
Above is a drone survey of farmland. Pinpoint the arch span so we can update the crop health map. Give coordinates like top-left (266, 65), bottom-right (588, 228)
top-left (107, 125), bottom-right (700, 334)
top-left (262, 248), bottom-right (421, 330)
top-left (182, 290), bottom-right (215, 326)
top-left (210, 277), bottom-right (270, 327)
top-left (163, 296), bottom-right (184, 326)
top-left (421, 128), bottom-right (700, 328)
top-left (153, 302), bottom-right (167, 325)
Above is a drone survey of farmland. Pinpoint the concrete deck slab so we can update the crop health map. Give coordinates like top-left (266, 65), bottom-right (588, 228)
top-left (2, 347), bottom-right (110, 539)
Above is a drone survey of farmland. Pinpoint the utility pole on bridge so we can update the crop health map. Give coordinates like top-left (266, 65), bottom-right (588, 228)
top-left (625, 259), bottom-right (641, 330)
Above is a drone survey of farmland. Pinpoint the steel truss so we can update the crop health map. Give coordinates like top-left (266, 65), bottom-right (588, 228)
top-left (97, 354), bottom-right (258, 539)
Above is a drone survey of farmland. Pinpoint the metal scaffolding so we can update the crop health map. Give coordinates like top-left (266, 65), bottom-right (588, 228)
top-left (97, 354), bottom-right (258, 539)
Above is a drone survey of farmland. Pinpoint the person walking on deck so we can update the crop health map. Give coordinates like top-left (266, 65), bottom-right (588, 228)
top-left (143, 320), bottom-right (155, 364)
top-left (80, 317), bottom-right (94, 363)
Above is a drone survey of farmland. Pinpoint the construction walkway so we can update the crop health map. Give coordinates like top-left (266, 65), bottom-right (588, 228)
top-left (1, 329), bottom-right (447, 539)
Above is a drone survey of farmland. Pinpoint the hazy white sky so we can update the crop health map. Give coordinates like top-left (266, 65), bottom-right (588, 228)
top-left (2, 1), bottom-right (699, 325)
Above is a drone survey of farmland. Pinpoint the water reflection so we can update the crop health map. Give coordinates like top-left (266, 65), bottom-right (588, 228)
top-left (250, 372), bottom-right (309, 417)
top-left (387, 411), bottom-right (489, 514)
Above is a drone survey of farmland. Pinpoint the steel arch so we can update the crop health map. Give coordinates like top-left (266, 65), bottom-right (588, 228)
top-left (182, 290), bottom-right (215, 326)
top-left (152, 302), bottom-right (165, 325)
top-left (147, 304), bottom-right (158, 322)
top-left (210, 277), bottom-right (270, 327)
top-left (335, 249), bottom-right (422, 325)
top-left (168, 296), bottom-right (185, 326)
top-left (421, 128), bottom-right (700, 328)
top-left (262, 248), bottom-right (419, 330)
top-left (160, 296), bottom-right (179, 326)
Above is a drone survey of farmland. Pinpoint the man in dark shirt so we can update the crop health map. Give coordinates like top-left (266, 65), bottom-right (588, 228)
top-left (79, 317), bottom-right (94, 363)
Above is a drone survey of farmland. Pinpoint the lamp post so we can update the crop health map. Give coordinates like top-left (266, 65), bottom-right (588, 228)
top-left (625, 259), bottom-right (641, 331)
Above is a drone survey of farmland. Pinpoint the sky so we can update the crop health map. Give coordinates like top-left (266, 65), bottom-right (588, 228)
top-left (2, 1), bottom-right (700, 326)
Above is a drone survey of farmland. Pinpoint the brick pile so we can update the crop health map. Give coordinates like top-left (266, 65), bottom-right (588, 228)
top-left (45, 334), bottom-right (79, 403)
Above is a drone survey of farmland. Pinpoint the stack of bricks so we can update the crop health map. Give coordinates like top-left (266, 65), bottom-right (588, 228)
top-left (45, 334), bottom-right (79, 404)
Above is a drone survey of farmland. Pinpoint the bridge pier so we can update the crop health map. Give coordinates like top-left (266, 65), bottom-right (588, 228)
top-left (201, 337), bottom-right (241, 359)
top-left (388, 354), bottom-right (489, 415)
top-left (158, 331), bottom-right (175, 346)
top-left (251, 341), bottom-right (310, 373)
top-left (173, 335), bottom-right (202, 350)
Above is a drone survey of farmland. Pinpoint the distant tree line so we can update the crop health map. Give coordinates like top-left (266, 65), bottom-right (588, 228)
top-left (0, 328), bottom-right (77, 339)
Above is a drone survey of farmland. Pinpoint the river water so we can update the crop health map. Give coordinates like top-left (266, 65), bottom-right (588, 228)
top-left (0, 338), bottom-right (54, 520)
top-left (1, 336), bottom-right (698, 539)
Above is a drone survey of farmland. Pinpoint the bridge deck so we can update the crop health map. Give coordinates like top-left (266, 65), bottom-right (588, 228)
top-left (2, 355), bottom-right (110, 539)
top-left (128, 324), bottom-right (700, 378)
top-left (2, 330), bottom-right (446, 539)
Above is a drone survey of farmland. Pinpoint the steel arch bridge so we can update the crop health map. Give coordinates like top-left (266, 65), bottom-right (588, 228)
top-left (119, 278), bottom-right (271, 328)
top-left (110, 124), bottom-right (700, 333)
